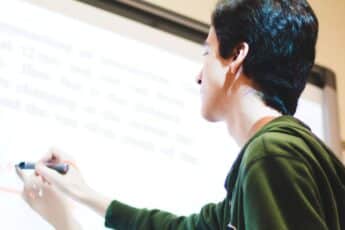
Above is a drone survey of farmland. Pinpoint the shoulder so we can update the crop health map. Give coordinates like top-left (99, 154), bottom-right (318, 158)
top-left (238, 132), bottom-right (318, 193)
top-left (241, 131), bottom-right (311, 171)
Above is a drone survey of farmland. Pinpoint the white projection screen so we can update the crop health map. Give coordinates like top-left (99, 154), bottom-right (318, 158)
top-left (0, 0), bottom-right (341, 229)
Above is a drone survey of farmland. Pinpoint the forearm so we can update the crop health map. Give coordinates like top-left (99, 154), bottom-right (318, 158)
top-left (75, 186), bottom-right (226, 229)
top-left (78, 185), bottom-right (113, 218)
top-left (54, 218), bottom-right (83, 230)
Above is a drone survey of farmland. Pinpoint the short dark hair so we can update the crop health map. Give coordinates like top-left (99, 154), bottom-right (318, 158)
top-left (212, 0), bottom-right (318, 115)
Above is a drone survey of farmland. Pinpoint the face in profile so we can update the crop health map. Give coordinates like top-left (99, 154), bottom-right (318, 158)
top-left (196, 27), bottom-right (232, 122)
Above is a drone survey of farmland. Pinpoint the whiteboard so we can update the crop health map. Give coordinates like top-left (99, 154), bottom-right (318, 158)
top-left (0, 0), bottom-right (325, 229)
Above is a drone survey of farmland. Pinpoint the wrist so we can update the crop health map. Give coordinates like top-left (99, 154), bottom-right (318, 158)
top-left (53, 216), bottom-right (82, 230)
top-left (77, 184), bottom-right (96, 204)
top-left (39, 204), bottom-right (79, 230)
top-left (77, 186), bottom-right (112, 218)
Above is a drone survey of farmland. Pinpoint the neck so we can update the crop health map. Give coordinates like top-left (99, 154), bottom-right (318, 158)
top-left (224, 86), bottom-right (281, 147)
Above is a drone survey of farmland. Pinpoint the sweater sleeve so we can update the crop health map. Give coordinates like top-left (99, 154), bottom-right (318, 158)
top-left (104, 198), bottom-right (228, 229)
top-left (242, 155), bottom-right (328, 230)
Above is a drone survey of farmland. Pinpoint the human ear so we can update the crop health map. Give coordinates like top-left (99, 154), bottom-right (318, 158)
top-left (229, 42), bottom-right (249, 75)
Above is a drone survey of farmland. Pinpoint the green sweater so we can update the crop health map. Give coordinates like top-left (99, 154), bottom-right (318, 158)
top-left (104, 116), bottom-right (345, 229)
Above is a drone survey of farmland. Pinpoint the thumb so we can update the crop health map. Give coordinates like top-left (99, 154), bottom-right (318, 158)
top-left (15, 165), bottom-right (28, 184)
top-left (35, 162), bottom-right (63, 186)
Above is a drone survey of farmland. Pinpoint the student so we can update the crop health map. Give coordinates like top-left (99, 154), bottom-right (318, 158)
top-left (16, 0), bottom-right (345, 229)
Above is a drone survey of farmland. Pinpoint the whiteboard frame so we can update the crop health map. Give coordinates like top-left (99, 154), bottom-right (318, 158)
top-left (78, 0), bottom-right (343, 155)
top-left (25, 0), bottom-right (343, 154)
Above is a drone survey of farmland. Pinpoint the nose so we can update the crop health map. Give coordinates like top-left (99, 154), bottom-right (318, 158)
top-left (196, 70), bottom-right (202, 85)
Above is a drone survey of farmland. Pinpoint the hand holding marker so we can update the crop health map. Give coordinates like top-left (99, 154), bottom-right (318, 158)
top-left (16, 161), bottom-right (69, 174)
top-left (0, 161), bottom-right (69, 196)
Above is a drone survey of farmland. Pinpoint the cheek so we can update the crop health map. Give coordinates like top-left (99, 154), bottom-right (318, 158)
top-left (203, 58), bottom-right (227, 88)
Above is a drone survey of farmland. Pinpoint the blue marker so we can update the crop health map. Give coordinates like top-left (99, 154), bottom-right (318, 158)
top-left (16, 161), bottom-right (69, 174)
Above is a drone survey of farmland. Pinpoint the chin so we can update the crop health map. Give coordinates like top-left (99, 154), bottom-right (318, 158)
top-left (201, 107), bottom-right (220, 122)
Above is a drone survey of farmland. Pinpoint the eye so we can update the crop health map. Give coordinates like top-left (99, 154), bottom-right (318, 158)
top-left (202, 49), bottom-right (209, 56)
top-left (202, 45), bottom-right (210, 56)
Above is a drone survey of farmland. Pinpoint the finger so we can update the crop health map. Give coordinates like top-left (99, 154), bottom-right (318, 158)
top-left (61, 159), bottom-right (79, 172)
top-left (40, 148), bottom-right (74, 164)
top-left (41, 150), bottom-right (77, 170)
top-left (40, 175), bottom-right (48, 184)
top-left (23, 189), bottom-right (37, 203)
top-left (15, 165), bottom-right (29, 183)
top-left (35, 162), bottom-right (62, 186)
top-left (39, 150), bottom-right (60, 164)
top-left (23, 173), bottom-right (49, 202)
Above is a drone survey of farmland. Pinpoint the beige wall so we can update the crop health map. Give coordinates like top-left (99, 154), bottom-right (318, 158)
top-left (147, 0), bottom-right (345, 144)
top-left (147, 0), bottom-right (215, 23)
top-left (309, 0), bottom-right (345, 144)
